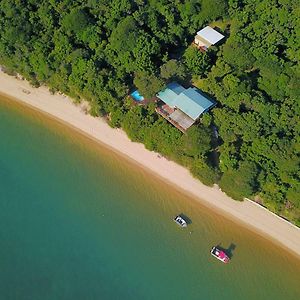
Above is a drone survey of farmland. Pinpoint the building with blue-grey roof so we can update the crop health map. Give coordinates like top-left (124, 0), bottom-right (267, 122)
top-left (156, 82), bottom-right (215, 132)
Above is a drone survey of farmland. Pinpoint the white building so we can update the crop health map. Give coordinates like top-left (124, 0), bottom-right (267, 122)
top-left (194, 26), bottom-right (225, 51)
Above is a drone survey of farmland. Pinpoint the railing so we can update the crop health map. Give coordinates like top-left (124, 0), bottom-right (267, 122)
top-left (155, 107), bottom-right (186, 133)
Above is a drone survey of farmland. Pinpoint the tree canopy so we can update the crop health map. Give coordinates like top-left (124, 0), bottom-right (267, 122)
top-left (0, 0), bottom-right (299, 225)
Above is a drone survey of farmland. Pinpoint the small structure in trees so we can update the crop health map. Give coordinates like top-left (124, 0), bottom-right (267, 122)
top-left (156, 82), bottom-right (215, 133)
top-left (194, 26), bottom-right (225, 51)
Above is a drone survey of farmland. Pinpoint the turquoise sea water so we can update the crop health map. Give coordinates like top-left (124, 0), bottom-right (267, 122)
top-left (0, 96), bottom-right (300, 300)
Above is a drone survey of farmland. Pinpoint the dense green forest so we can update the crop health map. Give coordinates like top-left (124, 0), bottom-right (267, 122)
top-left (0, 0), bottom-right (299, 224)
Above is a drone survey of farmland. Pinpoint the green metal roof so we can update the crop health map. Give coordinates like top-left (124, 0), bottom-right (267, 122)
top-left (157, 83), bottom-right (215, 120)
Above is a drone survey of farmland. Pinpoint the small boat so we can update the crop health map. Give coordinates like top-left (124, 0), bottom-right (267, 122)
top-left (174, 215), bottom-right (187, 227)
top-left (210, 246), bottom-right (230, 263)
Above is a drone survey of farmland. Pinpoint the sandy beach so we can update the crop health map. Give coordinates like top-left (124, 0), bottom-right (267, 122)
top-left (1, 70), bottom-right (300, 258)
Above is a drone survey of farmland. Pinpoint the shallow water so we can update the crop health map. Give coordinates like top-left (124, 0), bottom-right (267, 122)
top-left (0, 96), bottom-right (300, 300)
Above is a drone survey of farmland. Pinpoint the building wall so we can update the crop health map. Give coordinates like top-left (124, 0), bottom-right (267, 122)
top-left (194, 35), bottom-right (212, 48)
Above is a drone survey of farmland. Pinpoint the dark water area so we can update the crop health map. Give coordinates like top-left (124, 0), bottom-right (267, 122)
top-left (0, 97), bottom-right (300, 299)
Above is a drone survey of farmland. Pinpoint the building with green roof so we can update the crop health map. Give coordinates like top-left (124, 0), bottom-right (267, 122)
top-left (156, 82), bottom-right (215, 132)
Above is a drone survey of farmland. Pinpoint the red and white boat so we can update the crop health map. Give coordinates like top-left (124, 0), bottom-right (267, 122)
top-left (210, 246), bottom-right (230, 263)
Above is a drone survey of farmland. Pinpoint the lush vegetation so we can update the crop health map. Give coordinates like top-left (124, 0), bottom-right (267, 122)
top-left (0, 0), bottom-right (299, 224)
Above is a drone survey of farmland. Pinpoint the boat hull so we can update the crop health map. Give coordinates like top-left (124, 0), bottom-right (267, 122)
top-left (174, 215), bottom-right (187, 227)
top-left (210, 246), bottom-right (230, 263)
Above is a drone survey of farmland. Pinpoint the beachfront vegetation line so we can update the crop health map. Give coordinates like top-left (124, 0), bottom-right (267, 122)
top-left (0, 0), bottom-right (299, 225)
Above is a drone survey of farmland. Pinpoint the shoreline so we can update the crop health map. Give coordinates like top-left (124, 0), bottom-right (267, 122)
top-left (1, 70), bottom-right (300, 259)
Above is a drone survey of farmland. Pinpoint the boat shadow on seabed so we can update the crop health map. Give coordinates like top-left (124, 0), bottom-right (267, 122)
top-left (179, 213), bottom-right (192, 225)
top-left (217, 243), bottom-right (237, 259)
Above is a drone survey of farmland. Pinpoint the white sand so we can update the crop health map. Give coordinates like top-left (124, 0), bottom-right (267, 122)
top-left (1, 70), bottom-right (300, 258)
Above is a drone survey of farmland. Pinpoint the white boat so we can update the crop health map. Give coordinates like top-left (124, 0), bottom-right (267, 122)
top-left (174, 215), bottom-right (187, 227)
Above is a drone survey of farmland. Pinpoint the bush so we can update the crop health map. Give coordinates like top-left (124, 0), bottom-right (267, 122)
top-left (190, 158), bottom-right (220, 186)
top-left (184, 46), bottom-right (211, 76)
top-left (219, 161), bottom-right (259, 200)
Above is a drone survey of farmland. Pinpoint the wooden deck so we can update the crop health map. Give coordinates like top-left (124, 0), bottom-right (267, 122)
top-left (155, 106), bottom-right (187, 133)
